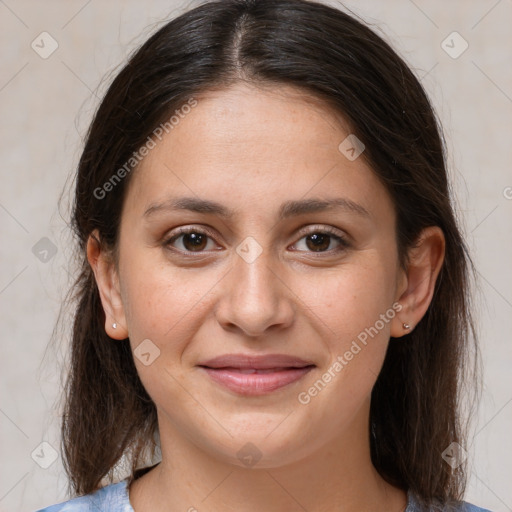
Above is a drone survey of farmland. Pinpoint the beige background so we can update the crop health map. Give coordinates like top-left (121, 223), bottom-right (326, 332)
top-left (0, 1), bottom-right (511, 511)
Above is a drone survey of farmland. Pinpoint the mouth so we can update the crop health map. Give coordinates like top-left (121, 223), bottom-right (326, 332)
top-left (197, 354), bottom-right (316, 396)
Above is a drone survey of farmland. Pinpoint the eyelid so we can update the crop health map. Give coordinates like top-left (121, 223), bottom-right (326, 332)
top-left (294, 224), bottom-right (348, 241)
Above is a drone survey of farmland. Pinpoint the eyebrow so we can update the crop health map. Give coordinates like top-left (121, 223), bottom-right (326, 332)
top-left (143, 196), bottom-right (370, 220)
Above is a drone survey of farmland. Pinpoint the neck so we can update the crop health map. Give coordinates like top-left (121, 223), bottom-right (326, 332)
top-left (129, 404), bottom-right (407, 512)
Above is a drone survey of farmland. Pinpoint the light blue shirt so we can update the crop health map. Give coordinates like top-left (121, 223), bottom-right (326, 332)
top-left (35, 479), bottom-right (493, 512)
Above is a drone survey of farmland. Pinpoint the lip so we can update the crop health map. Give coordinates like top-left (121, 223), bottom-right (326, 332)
top-left (197, 353), bottom-right (315, 396)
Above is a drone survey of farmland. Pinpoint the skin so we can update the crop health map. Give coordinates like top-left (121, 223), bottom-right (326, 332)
top-left (87, 82), bottom-right (445, 512)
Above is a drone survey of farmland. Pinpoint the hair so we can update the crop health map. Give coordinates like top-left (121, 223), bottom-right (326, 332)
top-left (59, 0), bottom-right (479, 506)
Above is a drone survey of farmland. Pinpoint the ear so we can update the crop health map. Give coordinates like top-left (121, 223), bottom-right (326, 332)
top-left (391, 226), bottom-right (445, 338)
top-left (86, 229), bottom-right (129, 340)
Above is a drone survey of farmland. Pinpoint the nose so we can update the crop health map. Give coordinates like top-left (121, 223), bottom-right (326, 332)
top-left (214, 245), bottom-right (295, 337)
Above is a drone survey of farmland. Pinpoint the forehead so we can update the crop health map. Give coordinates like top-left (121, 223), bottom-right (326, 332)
top-left (122, 82), bottom-right (393, 224)
top-left (165, 83), bottom-right (352, 162)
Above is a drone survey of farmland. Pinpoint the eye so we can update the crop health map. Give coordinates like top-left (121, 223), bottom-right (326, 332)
top-left (164, 227), bottom-right (218, 253)
top-left (163, 225), bottom-right (350, 256)
top-left (291, 226), bottom-right (350, 254)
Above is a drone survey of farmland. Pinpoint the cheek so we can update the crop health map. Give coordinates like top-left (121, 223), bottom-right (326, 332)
top-left (121, 262), bottom-right (216, 405)
top-left (120, 250), bottom-right (222, 359)
top-left (293, 262), bottom-right (397, 428)
top-left (299, 254), bottom-right (398, 390)
top-left (310, 258), bottom-right (396, 335)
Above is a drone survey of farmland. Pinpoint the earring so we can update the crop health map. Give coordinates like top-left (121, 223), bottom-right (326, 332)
top-left (403, 322), bottom-right (410, 330)
top-left (112, 323), bottom-right (117, 329)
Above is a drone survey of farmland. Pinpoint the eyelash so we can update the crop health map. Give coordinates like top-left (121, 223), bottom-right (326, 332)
top-left (163, 225), bottom-right (350, 257)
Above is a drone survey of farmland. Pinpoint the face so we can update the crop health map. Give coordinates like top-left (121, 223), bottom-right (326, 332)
top-left (100, 83), bottom-right (410, 468)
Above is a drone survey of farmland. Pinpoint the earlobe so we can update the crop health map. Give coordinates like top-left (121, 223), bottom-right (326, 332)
top-left (86, 230), bottom-right (129, 340)
top-left (391, 226), bottom-right (445, 338)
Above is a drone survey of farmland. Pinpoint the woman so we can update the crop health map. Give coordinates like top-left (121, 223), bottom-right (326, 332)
top-left (36, 0), bottom-right (491, 510)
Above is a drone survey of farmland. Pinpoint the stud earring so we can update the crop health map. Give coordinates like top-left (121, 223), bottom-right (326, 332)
top-left (403, 322), bottom-right (410, 330)
top-left (112, 323), bottom-right (117, 329)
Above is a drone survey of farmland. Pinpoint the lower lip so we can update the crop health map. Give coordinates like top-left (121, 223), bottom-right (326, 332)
top-left (200, 366), bottom-right (315, 396)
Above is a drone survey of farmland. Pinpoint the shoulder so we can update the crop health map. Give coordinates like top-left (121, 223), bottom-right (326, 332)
top-left (457, 504), bottom-right (494, 512)
top-left (406, 490), bottom-right (493, 512)
top-left (34, 479), bottom-right (133, 512)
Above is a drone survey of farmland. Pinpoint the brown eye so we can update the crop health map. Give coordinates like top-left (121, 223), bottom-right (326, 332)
top-left (164, 228), bottom-right (217, 253)
top-left (304, 233), bottom-right (331, 252)
top-left (179, 232), bottom-right (208, 251)
top-left (292, 228), bottom-right (350, 254)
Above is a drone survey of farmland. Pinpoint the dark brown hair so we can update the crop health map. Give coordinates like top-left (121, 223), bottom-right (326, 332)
top-left (59, 0), bottom-right (479, 505)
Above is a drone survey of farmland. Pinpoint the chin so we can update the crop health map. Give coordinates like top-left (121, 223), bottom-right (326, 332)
top-left (198, 423), bottom-right (313, 470)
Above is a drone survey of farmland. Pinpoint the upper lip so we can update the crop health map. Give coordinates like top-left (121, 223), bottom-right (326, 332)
top-left (198, 354), bottom-right (315, 370)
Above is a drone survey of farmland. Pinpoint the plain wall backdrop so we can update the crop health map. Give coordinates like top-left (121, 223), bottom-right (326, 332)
top-left (0, 1), bottom-right (511, 511)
